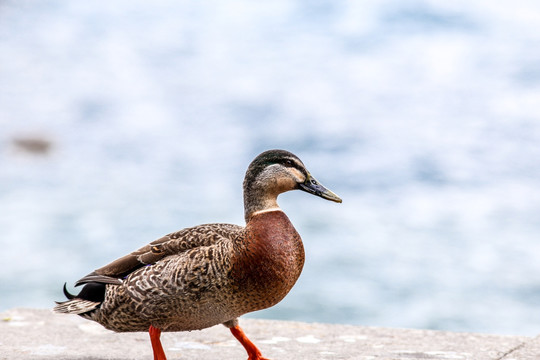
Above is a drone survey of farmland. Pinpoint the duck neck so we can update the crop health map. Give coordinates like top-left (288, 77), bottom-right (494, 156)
top-left (243, 185), bottom-right (281, 223)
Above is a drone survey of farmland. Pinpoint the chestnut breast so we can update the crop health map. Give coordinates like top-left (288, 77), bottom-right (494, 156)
top-left (230, 211), bottom-right (305, 312)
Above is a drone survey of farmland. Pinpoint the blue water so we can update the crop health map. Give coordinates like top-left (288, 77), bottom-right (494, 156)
top-left (2, 1), bottom-right (540, 336)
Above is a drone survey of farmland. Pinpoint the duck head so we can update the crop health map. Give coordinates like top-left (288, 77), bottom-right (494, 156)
top-left (243, 149), bottom-right (342, 222)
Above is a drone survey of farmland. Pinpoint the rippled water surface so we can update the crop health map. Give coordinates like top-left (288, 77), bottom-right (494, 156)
top-left (1, 0), bottom-right (540, 336)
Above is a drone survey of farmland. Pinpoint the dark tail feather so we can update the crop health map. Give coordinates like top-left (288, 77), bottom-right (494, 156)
top-left (54, 282), bottom-right (108, 315)
top-left (62, 282), bottom-right (75, 300)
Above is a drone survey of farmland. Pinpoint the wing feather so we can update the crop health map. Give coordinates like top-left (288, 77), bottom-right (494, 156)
top-left (75, 223), bottom-right (243, 285)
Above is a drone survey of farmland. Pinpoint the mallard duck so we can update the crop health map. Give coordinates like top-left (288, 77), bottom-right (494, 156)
top-left (54, 149), bottom-right (342, 360)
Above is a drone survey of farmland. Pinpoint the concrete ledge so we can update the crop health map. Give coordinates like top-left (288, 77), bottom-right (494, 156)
top-left (1, 308), bottom-right (538, 359)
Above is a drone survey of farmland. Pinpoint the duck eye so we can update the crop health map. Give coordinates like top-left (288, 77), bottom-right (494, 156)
top-left (283, 159), bottom-right (294, 167)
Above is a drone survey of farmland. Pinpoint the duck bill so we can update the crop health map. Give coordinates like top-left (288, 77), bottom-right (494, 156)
top-left (299, 173), bottom-right (342, 203)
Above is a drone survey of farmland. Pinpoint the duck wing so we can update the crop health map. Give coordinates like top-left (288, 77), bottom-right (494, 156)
top-left (75, 223), bottom-right (243, 286)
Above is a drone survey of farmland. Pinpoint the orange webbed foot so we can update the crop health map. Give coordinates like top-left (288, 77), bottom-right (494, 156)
top-left (229, 324), bottom-right (271, 360)
top-left (247, 352), bottom-right (271, 360)
top-left (248, 356), bottom-right (271, 360)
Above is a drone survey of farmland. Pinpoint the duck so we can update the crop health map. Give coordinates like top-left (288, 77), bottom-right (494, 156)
top-left (54, 149), bottom-right (342, 360)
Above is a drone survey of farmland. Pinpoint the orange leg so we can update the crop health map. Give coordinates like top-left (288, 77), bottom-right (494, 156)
top-left (149, 325), bottom-right (167, 360)
top-left (230, 324), bottom-right (270, 360)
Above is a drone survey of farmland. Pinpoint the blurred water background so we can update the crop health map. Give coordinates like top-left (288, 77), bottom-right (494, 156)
top-left (1, 0), bottom-right (540, 336)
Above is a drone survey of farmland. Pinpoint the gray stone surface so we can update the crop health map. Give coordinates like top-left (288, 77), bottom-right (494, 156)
top-left (500, 335), bottom-right (540, 360)
top-left (0, 308), bottom-right (537, 360)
